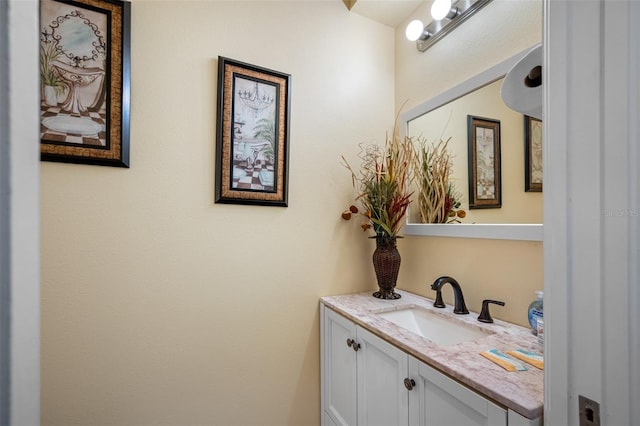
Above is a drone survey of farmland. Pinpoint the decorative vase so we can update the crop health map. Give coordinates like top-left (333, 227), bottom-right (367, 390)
top-left (371, 236), bottom-right (402, 299)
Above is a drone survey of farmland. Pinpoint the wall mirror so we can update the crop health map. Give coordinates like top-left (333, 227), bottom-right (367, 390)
top-left (400, 47), bottom-right (543, 241)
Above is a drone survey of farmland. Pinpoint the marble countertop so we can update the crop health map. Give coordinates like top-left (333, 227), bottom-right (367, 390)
top-left (320, 290), bottom-right (543, 420)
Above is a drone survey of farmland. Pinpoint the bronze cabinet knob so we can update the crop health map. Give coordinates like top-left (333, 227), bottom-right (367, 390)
top-left (404, 378), bottom-right (416, 391)
top-left (346, 338), bottom-right (361, 351)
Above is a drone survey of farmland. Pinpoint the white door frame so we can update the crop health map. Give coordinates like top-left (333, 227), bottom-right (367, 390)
top-left (544, 0), bottom-right (640, 424)
top-left (0, 0), bottom-right (41, 424)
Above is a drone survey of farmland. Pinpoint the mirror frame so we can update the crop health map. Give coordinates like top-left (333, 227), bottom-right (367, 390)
top-left (400, 46), bottom-right (543, 241)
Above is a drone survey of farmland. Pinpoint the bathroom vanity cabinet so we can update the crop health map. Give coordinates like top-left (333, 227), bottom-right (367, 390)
top-left (320, 299), bottom-right (542, 426)
top-left (322, 305), bottom-right (409, 425)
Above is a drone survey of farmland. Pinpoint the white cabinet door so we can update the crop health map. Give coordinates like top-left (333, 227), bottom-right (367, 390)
top-left (357, 327), bottom-right (409, 426)
top-left (408, 357), bottom-right (507, 426)
top-left (322, 306), bottom-right (358, 426)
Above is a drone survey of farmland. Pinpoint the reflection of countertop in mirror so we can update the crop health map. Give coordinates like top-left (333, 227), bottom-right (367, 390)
top-left (321, 290), bottom-right (544, 420)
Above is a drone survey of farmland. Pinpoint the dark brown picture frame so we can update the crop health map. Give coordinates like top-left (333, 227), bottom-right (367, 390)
top-left (524, 115), bottom-right (543, 192)
top-left (215, 57), bottom-right (291, 207)
top-left (39, 0), bottom-right (131, 167)
top-left (467, 115), bottom-right (501, 209)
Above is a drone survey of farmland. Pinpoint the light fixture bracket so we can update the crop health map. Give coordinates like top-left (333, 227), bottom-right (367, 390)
top-left (416, 0), bottom-right (493, 52)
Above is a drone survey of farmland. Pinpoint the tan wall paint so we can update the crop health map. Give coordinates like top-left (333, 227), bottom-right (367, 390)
top-left (394, 0), bottom-right (543, 326)
top-left (40, 1), bottom-right (394, 424)
top-left (41, 1), bottom-right (544, 424)
top-left (399, 237), bottom-right (543, 326)
top-left (396, 0), bottom-right (543, 112)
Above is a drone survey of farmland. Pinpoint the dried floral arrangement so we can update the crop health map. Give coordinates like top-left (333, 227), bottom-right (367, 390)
top-left (413, 138), bottom-right (466, 224)
top-left (341, 127), bottom-right (417, 237)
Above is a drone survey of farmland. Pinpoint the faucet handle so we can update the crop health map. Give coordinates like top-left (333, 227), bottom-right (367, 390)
top-left (478, 299), bottom-right (505, 323)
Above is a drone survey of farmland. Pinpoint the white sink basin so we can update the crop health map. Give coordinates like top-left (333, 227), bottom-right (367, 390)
top-left (378, 307), bottom-right (493, 346)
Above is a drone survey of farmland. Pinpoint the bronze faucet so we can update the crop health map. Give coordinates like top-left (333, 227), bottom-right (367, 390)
top-left (430, 276), bottom-right (469, 314)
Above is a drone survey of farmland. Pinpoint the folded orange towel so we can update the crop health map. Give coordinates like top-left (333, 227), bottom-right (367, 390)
top-left (480, 349), bottom-right (527, 372)
top-left (506, 349), bottom-right (544, 370)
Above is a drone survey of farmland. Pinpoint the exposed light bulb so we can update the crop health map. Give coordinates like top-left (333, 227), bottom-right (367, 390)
top-left (405, 19), bottom-right (425, 41)
top-left (431, 0), bottom-right (452, 21)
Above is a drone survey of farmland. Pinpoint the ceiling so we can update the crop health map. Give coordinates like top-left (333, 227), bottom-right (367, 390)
top-left (344, 0), bottom-right (424, 28)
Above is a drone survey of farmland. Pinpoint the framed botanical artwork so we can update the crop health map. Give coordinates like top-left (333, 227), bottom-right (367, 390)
top-left (215, 57), bottom-right (291, 206)
top-left (467, 115), bottom-right (501, 209)
top-left (524, 115), bottom-right (543, 192)
top-left (39, 0), bottom-right (131, 167)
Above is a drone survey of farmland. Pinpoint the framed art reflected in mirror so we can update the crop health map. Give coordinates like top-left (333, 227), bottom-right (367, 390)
top-left (467, 115), bottom-right (501, 209)
top-left (525, 115), bottom-right (543, 192)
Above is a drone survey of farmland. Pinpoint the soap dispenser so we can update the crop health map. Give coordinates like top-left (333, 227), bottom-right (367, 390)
top-left (527, 291), bottom-right (543, 335)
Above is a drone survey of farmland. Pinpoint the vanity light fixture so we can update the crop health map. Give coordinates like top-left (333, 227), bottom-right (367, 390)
top-left (430, 0), bottom-right (454, 21)
top-left (406, 0), bottom-right (493, 52)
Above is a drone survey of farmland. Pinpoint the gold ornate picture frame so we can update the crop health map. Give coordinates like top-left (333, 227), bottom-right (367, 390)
top-left (39, 0), bottom-right (131, 167)
top-left (215, 57), bottom-right (291, 207)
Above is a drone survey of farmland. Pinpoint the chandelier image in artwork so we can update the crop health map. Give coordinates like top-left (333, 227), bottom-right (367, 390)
top-left (238, 81), bottom-right (274, 111)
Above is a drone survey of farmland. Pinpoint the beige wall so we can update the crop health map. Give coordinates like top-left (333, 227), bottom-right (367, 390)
top-left (41, 1), bottom-right (544, 424)
top-left (40, 1), bottom-right (395, 424)
top-left (395, 0), bottom-right (543, 326)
